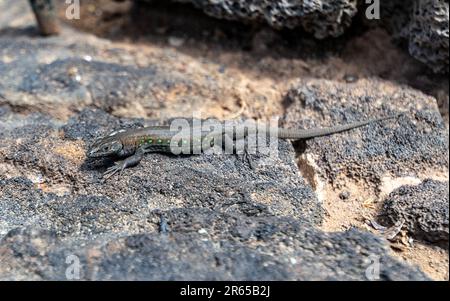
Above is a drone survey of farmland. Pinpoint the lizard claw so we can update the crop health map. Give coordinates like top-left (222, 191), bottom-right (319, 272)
top-left (102, 163), bottom-right (122, 180)
top-left (100, 151), bottom-right (143, 181)
top-left (243, 149), bottom-right (256, 170)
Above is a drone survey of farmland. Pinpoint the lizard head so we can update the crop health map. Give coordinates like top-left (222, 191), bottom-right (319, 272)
top-left (87, 137), bottom-right (123, 158)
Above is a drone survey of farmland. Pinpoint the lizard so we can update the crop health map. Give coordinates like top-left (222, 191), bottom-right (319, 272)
top-left (87, 115), bottom-right (399, 179)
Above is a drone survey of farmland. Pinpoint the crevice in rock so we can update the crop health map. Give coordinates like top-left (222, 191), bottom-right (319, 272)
top-left (292, 140), bottom-right (318, 191)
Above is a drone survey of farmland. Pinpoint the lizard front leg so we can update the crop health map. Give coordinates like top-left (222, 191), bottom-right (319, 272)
top-left (102, 147), bottom-right (146, 179)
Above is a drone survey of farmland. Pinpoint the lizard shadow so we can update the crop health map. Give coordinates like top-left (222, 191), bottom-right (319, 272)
top-left (79, 151), bottom-right (184, 173)
top-left (0, 26), bottom-right (42, 38)
top-left (80, 156), bottom-right (116, 172)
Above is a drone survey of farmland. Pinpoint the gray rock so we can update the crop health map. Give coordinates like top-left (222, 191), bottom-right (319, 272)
top-left (147, 0), bottom-right (449, 73)
top-left (339, 191), bottom-right (350, 200)
top-left (382, 179), bottom-right (449, 247)
top-left (409, 0), bottom-right (449, 74)
top-left (282, 78), bottom-right (449, 186)
top-left (0, 108), bottom-right (322, 239)
top-left (370, 0), bottom-right (449, 73)
top-left (169, 0), bottom-right (358, 39)
top-left (22, 0), bottom-right (450, 73)
top-left (0, 97), bottom-right (436, 280)
top-left (0, 0), bottom-right (443, 280)
top-left (0, 0), bottom-right (34, 29)
top-left (28, 0), bottom-right (60, 35)
top-left (0, 36), bottom-right (201, 119)
top-left (0, 210), bottom-right (430, 280)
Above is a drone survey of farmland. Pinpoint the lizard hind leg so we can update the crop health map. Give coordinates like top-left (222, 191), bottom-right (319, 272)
top-left (223, 134), bottom-right (257, 169)
top-left (243, 148), bottom-right (256, 169)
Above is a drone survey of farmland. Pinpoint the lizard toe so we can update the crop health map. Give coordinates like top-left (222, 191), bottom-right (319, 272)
top-left (102, 164), bottom-right (121, 179)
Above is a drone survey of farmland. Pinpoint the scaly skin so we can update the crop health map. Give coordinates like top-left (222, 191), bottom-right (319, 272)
top-left (87, 116), bottom-right (399, 179)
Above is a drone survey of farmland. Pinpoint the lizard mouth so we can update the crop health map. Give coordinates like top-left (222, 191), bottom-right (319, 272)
top-left (87, 149), bottom-right (101, 158)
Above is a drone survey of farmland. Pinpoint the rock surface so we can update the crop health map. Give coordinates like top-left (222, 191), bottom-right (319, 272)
top-left (0, 211), bottom-right (429, 280)
top-left (0, 108), bottom-right (323, 237)
top-left (0, 33), bottom-right (236, 120)
top-left (373, 0), bottom-right (449, 73)
top-left (409, 0), bottom-right (449, 74)
top-left (24, 0), bottom-right (450, 73)
top-left (282, 78), bottom-right (448, 187)
top-left (166, 0), bottom-right (449, 73)
top-left (0, 0), bottom-right (447, 280)
top-left (382, 179), bottom-right (449, 247)
top-left (171, 0), bottom-right (358, 39)
top-left (0, 105), bottom-right (431, 280)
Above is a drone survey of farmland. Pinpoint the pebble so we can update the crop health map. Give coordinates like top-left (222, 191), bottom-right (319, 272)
top-left (168, 36), bottom-right (185, 47)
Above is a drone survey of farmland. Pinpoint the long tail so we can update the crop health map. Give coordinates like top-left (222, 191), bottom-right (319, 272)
top-left (277, 115), bottom-right (400, 140)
